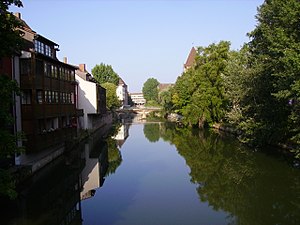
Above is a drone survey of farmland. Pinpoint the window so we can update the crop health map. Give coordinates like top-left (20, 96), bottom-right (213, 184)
top-left (35, 59), bottom-right (44, 76)
top-left (36, 90), bottom-right (43, 104)
top-left (44, 63), bottom-right (51, 77)
top-left (60, 68), bottom-right (65, 80)
top-left (44, 90), bottom-right (50, 103)
top-left (53, 65), bottom-right (58, 78)
top-left (34, 40), bottom-right (45, 54)
top-left (35, 40), bottom-right (54, 58)
top-left (71, 92), bottom-right (75, 104)
top-left (21, 90), bottom-right (32, 104)
top-left (54, 91), bottom-right (59, 103)
top-left (67, 93), bottom-right (71, 103)
top-left (45, 45), bottom-right (52, 57)
top-left (70, 70), bottom-right (75, 81)
top-left (63, 92), bottom-right (66, 103)
top-left (51, 91), bottom-right (55, 103)
top-left (20, 59), bottom-right (31, 75)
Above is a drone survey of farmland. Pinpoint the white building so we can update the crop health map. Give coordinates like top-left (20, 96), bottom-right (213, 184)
top-left (116, 78), bottom-right (128, 107)
top-left (76, 64), bottom-right (108, 131)
top-left (130, 92), bottom-right (146, 106)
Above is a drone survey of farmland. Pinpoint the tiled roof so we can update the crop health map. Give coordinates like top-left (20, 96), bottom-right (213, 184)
top-left (158, 83), bottom-right (174, 92)
top-left (184, 47), bottom-right (197, 69)
top-left (119, 77), bottom-right (127, 86)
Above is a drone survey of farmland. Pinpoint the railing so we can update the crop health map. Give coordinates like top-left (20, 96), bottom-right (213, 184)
top-left (25, 127), bottom-right (77, 153)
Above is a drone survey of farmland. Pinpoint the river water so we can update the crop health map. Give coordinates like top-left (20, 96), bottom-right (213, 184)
top-left (2, 122), bottom-right (300, 225)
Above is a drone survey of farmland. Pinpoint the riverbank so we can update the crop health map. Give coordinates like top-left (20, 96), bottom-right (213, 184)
top-left (161, 112), bottom-right (300, 161)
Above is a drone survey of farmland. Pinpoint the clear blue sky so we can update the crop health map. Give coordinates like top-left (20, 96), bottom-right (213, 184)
top-left (11, 0), bottom-right (264, 92)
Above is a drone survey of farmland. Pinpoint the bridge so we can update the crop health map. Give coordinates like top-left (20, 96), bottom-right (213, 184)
top-left (117, 106), bottom-right (162, 120)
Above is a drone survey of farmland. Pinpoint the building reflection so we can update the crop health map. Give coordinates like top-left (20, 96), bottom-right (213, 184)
top-left (1, 147), bottom-right (85, 225)
top-left (113, 123), bottom-right (129, 149)
top-left (80, 131), bottom-right (108, 200)
top-left (1, 126), bottom-right (122, 225)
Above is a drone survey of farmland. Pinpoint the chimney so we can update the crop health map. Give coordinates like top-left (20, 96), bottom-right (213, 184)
top-left (79, 64), bottom-right (86, 72)
top-left (63, 57), bottom-right (67, 63)
top-left (14, 12), bottom-right (21, 19)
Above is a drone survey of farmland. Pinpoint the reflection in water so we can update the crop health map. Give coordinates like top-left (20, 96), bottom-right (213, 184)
top-left (1, 148), bottom-right (84, 225)
top-left (143, 123), bottom-right (160, 142)
top-left (113, 123), bottom-right (130, 148)
top-left (1, 124), bottom-right (124, 225)
top-left (80, 139), bottom-right (108, 200)
top-left (156, 123), bottom-right (300, 225)
top-left (80, 125), bottom-right (124, 200)
top-left (2, 122), bottom-right (299, 225)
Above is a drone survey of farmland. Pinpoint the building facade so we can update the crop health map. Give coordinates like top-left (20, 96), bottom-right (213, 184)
top-left (76, 63), bottom-right (108, 132)
top-left (116, 78), bottom-right (128, 107)
top-left (130, 93), bottom-right (146, 106)
top-left (4, 13), bottom-right (83, 168)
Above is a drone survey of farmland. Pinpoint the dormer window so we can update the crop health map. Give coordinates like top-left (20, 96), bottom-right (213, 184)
top-left (34, 40), bottom-right (53, 57)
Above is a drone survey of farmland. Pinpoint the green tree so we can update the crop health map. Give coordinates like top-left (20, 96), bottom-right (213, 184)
top-left (223, 46), bottom-right (251, 127)
top-left (159, 89), bottom-right (173, 112)
top-left (0, 0), bottom-right (24, 199)
top-left (241, 0), bottom-right (300, 154)
top-left (171, 41), bottom-right (230, 128)
top-left (142, 78), bottom-right (159, 102)
top-left (91, 63), bottom-right (119, 85)
top-left (0, 0), bottom-right (23, 57)
top-left (101, 82), bottom-right (121, 110)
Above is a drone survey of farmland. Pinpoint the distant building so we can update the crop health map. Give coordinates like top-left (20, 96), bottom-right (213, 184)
top-left (184, 47), bottom-right (197, 72)
top-left (130, 93), bottom-right (146, 106)
top-left (76, 63), bottom-right (110, 132)
top-left (116, 78), bottom-right (128, 107)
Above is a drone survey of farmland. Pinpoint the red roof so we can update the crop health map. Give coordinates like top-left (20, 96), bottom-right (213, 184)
top-left (184, 47), bottom-right (197, 70)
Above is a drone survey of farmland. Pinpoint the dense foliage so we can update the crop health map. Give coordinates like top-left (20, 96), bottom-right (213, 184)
top-left (0, 0), bottom-right (23, 57)
top-left (171, 41), bottom-right (230, 128)
top-left (101, 82), bottom-right (121, 110)
top-left (244, 0), bottom-right (300, 151)
top-left (0, 0), bottom-right (24, 199)
top-left (154, 123), bottom-right (300, 225)
top-left (91, 63), bottom-right (120, 86)
top-left (142, 78), bottom-right (159, 103)
top-left (163, 0), bottom-right (300, 157)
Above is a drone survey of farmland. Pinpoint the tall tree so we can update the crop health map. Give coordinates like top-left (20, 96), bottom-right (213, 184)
top-left (171, 41), bottom-right (230, 127)
top-left (0, 0), bottom-right (24, 199)
top-left (243, 0), bottom-right (300, 152)
top-left (91, 63), bottom-right (120, 86)
top-left (142, 78), bottom-right (159, 102)
top-left (223, 46), bottom-right (251, 127)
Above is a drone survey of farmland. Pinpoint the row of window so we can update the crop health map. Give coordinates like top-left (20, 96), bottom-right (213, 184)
top-left (38, 116), bottom-right (75, 134)
top-left (34, 40), bottom-right (53, 57)
top-left (21, 59), bottom-right (75, 81)
top-left (22, 90), bottom-right (74, 105)
top-left (43, 62), bottom-right (75, 81)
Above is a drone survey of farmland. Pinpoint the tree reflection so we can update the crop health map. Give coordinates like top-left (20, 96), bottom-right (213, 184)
top-left (106, 137), bottom-right (122, 175)
top-left (143, 123), bottom-right (160, 142)
top-left (159, 123), bottom-right (300, 225)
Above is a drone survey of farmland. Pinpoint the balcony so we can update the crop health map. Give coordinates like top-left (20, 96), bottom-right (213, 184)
top-left (25, 127), bottom-right (77, 153)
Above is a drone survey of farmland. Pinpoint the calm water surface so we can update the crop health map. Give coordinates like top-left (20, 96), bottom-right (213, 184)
top-left (2, 122), bottom-right (300, 225)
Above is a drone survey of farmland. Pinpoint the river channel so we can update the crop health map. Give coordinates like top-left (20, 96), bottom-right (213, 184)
top-left (2, 122), bottom-right (300, 225)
